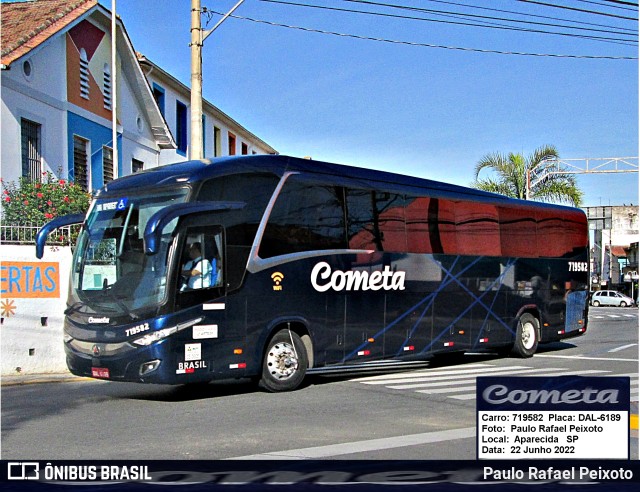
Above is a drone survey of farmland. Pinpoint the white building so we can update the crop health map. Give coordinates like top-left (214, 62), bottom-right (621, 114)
top-left (1, 0), bottom-right (276, 194)
top-left (138, 55), bottom-right (276, 166)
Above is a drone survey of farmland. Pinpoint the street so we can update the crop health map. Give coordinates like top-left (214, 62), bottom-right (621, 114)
top-left (2, 307), bottom-right (637, 461)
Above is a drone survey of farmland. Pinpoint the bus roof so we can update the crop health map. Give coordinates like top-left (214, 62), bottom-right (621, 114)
top-left (99, 154), bottom-right (581, 213)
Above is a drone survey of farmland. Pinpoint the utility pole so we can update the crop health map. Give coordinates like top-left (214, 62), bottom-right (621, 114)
top-left (190, 0), bottom-right (203, 160)
top-left (111, 0), bottom-right (118, 175)
top-left (190, 0), bottom-right (246, 160)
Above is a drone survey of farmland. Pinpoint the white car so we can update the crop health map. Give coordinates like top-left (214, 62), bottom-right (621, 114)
top-left (590, 290), bottom-right (634, 307)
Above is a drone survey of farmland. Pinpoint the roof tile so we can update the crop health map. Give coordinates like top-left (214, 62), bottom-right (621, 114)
top-left (1, 0), bottom-right (96, 67)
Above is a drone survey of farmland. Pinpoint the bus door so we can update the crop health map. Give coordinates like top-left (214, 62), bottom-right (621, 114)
top-left (173, 224), bottom-right (233, 377)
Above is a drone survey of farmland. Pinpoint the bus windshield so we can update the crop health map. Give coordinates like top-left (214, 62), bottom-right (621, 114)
top-left (69, 188), bottom-right (189, 318)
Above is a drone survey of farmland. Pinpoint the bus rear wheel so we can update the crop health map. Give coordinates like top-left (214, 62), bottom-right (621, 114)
top-left (259, 329), bottom-right (308, 392)
top-left (511, 313), bottom-right (539, 358)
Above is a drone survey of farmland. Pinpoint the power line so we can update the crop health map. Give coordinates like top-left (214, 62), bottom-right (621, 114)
top-left (515, 0), bottom-right (638, 21)
top-left (600, 0), bottom-right (638, 6)
top-left (256, 0), bottom-right (637, 46)
top-left (210, 10), bottom-right (638, 59)
top-left (416, 0), bottom-right (637, 33)
top-left (575, 0), bottom-right (638, 12)
top-left (340, 0), bottom-right (638, 38)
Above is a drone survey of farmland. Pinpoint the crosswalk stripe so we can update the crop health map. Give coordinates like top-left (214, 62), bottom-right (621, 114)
top-left (352, 363), bottom-right (495, 383)
top-left (416, 385), bottom-right (477, 394)
top-left (413, 369), bottom-right (610, 396)
top-left (387, 367), bottom-right (571, 390)
top-left (358, 365), bottom-right (532, 385)
top-left (352, 362), bottom-right (639, 402)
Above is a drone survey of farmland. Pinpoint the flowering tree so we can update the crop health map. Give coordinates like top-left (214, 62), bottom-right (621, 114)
top-left (1, 172), bottom-right (91, 226)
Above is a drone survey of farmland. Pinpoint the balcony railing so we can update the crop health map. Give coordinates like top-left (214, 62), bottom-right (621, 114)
top-left (0, 223), bottom-right (78, 246)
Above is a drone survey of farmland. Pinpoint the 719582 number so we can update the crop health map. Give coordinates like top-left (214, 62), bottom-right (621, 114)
top-left (568, 262), bottom-right (588, 272)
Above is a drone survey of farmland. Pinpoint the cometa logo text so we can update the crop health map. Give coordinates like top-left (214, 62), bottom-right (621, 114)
top-left (311, 262), bottom-right (406, 292)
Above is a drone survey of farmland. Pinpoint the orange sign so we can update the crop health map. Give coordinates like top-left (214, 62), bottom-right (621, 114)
top-left (0, 261), bottom-right (60, 298)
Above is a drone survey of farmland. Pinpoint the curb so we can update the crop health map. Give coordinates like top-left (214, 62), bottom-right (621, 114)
top-left (1, 374), bottom-right (92, 387)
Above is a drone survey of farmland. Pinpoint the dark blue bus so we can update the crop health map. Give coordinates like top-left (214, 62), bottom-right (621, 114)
top-left (36, 155), bottom-right (589, 391)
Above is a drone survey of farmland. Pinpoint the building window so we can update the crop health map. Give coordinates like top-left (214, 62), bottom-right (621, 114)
top-left (103, 63), bottom-right (112, 110)
top-left (176, 100), bottom-right (188, 155)
top-left (79, 48), bottom-right (89, 100)
top-left (152, 83), bottom-right (165, 116)
top-left (73, 135), bottom-right (89, 191)
top-left (213, 126), bottom-right (221, 157)
top-left (21, 118), bottom-right (41, 181)
top-left (103, 146), bottom-right (114, 184)
top-left (132, 158), bottom-right (144, 173)
top-left (22, 59), bottom-right (33, 81)
top-left (241, 142), bottom-right (248, 155)
top-left (228, 132), bottom-right (236, 156)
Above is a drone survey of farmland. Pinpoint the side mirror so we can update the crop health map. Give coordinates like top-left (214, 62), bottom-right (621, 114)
top-left (35, 213), bottom-right (85, 259)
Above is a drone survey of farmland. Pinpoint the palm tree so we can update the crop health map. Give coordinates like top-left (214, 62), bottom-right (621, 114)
top-left (473, 144), bottom-right (583, 206)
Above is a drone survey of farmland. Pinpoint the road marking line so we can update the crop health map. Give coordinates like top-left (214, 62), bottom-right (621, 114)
top-left (227, 427), bottom-right (476, 460)
top-left (388, 368), bottom-right (571, 390)
top-left (535, 354), bottom-right (638, 362)
top-left (353, 363), bottom-right (495, 382)
top-left (442, 370), bottom-right (610, 400)
top-left (608, 343), bottom-right (638, 353)
top-left (358, 365), bottom-right (531, 385)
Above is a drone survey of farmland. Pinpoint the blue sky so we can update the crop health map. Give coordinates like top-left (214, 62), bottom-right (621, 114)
top-left (104, 0), bottom-right (638, 206)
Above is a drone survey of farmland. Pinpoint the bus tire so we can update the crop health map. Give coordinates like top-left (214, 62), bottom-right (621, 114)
top-left (512, 313), bottom-right (539, 358)
top-left (259, 329), bottom-right (308, 392)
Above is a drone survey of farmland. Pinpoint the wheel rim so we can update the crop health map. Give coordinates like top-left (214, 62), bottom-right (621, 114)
top-left (521, 321), bottom-right (536, 350)
top-left (266, 342), bottom-right (299, 381)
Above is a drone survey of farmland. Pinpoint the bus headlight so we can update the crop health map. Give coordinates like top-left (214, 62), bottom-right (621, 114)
top-left (132, 317), bottom-right (203, 346)
top-left (133, 327), bottom-right (177, 346)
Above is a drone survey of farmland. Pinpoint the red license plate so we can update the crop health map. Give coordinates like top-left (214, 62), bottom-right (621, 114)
top-left (91, 367), bottom-right (110, 378)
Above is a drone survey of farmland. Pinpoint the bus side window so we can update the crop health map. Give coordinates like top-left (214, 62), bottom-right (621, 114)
top-left (178, 228), bottom-right (224, 294)
top-left (261, 179), bottom-right (347, 258)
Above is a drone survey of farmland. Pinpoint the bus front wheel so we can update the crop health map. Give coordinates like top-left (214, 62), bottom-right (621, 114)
top-left (259, 329), bottom-right (308, 392)
top-left (512, 313), bottom-right (539, 358)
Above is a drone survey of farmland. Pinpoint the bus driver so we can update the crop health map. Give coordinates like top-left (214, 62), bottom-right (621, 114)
top-left (180, 242), bottom-right (212, 290)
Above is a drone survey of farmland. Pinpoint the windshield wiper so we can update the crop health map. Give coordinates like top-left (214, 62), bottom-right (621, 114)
top-left (64, 302), bottom-right (86, 315)
top-left (102, 286), bottom-right (140, 321)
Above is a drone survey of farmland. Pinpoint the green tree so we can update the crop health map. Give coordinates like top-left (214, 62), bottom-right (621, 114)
top-left (473, 145), bottom-right (583, 206)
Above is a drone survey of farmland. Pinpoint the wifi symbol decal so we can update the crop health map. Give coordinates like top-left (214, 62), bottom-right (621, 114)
top-left (271, 272), bottom-right (284, 291)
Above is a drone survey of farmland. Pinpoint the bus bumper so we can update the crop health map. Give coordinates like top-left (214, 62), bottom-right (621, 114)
top-left (64, 338), bottom-right (206, 384)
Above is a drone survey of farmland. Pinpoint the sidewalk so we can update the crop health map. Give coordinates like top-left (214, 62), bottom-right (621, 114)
top-left (1, 372), bottom-right (90, 386)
